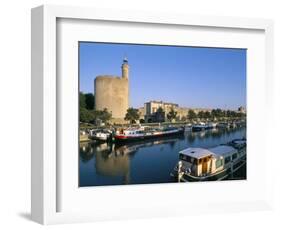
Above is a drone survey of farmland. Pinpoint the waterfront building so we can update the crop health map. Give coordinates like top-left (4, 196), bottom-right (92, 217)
top-left (94, 58), bottom-right (129, 123)
top-left (144, 101), bottom-right (179, 122)
top-left (143, 100), bottom-right (214, 122)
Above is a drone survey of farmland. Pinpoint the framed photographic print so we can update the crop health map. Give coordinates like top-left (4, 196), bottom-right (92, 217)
top-left (78, 42), bottom-right (247, 187)
top-left (31, 5), bottom-right (274, 224)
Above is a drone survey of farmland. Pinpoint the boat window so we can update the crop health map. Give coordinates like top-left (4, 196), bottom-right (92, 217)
top-left (179, 154), bottom-right (194, 163)
top-left (180, 154), bottom-right (186, 161)
top-left (186, 156), bottom-right (192, 163)
top-left (216, 159), bottom-right (223, 168)
top-left (224, 156), bottom-right (231, 164)
top-left (232, 153), bottom-right (237, 160)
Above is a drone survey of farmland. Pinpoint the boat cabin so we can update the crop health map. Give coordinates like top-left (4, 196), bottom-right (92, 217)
top-left (179, 148), bottom-right (213, 177)
top-left (179, 145), bottom-right (238, 177)
top-left (123, 129), bottom-right (144, 136)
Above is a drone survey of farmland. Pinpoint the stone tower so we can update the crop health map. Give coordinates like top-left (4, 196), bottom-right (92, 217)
top-left (122, 57), bottom-right (129, 79)
top-left (94, 58), bottom-right (129, 121)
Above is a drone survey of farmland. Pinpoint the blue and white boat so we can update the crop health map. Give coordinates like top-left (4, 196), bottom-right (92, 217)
top-left (171, 139), bottom-right (246, 181)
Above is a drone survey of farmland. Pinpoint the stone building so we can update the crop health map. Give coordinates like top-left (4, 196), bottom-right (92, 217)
top-left (144, 101), bottom-right (179, 122)
top-left (94, 58), bottom-right (129, 122)
top-left (143, 100), bottom-right (213, 122)
top-left (176, 107), bottom-right (212, 120)
top-left (144, 101), bottom-right (178, 115)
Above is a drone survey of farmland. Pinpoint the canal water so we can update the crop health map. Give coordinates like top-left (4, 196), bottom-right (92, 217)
top-left (79, 127), bottom-right (246, 187)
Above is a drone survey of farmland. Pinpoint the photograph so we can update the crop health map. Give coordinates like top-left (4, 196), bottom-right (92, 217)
top-left (78, 42), bottom-right (247, 187)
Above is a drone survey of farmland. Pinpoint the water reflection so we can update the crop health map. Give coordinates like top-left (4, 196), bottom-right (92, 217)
top-left (95, 144), bottom-right (131, 184)
top-left (79, 127), bottom-right (246, 186)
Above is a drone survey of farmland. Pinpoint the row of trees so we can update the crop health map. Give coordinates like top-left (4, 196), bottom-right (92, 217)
top-left (123, 107), bottom-right (246, 124)
top-left (185, 108), bottom-right (245, 121)
top-left (80, 92), bottom-right (112, 124)
top-left (124, 107), bottom-right (179, 124)
top-left (80, 107), bottom-right (112, 124)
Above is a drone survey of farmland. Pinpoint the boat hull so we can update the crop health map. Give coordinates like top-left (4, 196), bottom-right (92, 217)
top-left (114, 129), bottom-right (184, 143)
top-left (192, 126), bottom-right (205, 132)
top-left (89, 134), bottom-right (112, 142)
top-left (192, 125), bottom-right (215, 132)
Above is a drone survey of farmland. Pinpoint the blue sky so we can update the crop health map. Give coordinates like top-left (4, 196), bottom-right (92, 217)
top-left (79, 42), bottom-right (246, 110)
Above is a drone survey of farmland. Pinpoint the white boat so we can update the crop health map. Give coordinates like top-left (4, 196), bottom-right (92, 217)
top-left (192, 122), bottom-right (207, 131)
top-left (207, 122), bottom-right (217, 129)
top-left (184, 124), bottom-right (192, 132)
top-left (114, 126), bottom-right (184, 143)
top-left (171, 139), bottom-right (246, 181)
top-left (217, 122), bottom-right (230, 129)
top-left (89, 129), bottom-right (112, 142)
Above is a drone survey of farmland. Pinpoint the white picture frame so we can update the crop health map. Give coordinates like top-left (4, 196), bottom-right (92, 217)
top-left (31, 4), bottom-right (274, 225)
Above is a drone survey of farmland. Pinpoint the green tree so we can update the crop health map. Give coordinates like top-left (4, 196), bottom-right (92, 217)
top-left (211, 108), bottom-right (223, 119)
top-left (237, 111), bottom-right (246, 118)
top-left (204, 111), bottom-right (211, 119)
top-left (216, 109), bottom-right (223, 118)
top-left (84, 93), bottom-right (95, 110)
top-left (188, 109), bottom-right (197, 121)
top-left (211, 109), bottom-right (217, 119)
top-left (79, 92), bottom-right (86, 108)
top-left (167, 108), bottom-right (177, 122)
top-left (125, 108), bottom-right (140, 124)
top-left (139, 119), bottom-right (145, 124)
top-left (156, 107), bottom-right (164, 113)
top-left (232, 111), bottom-right (238, 118)
top-left (93, 108), bottom-right (112, 123)
top-left (197, 111), bottom-right (205, 119)
top-left (100, 108), bottom-right (112, 123)
top-left (80, 107), bottom-right (93, 123)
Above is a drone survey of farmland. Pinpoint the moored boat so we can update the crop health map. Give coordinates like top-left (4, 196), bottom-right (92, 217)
top-left (192, 122), bottom-right (207, 131)
top-left (171, 139), bottom-right (246, 181)
top-left (184, 124), bottom-right (192, 132)
top-left (89, 129), bottom-right (112, 142)
top-left (217, 122), bottom-right (230, 129)
top-left (207, 122), bottom-right (217, 129)
top-left (192, 122), bottom-right (216, 131)
top-left (114, 126), bottom-right (184, 143)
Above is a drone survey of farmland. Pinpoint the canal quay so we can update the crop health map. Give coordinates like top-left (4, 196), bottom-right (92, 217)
top-left (79, 125), bottom-right (246, 187)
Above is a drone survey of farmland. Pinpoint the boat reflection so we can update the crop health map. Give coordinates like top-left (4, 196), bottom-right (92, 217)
top-left (80, 126), bottom-right (246, 186)
top-left (80, 136), bottom-right (185, 183)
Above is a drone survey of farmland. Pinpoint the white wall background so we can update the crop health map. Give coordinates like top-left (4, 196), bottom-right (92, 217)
top-left (0, 0), bottom-right (280, 229)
